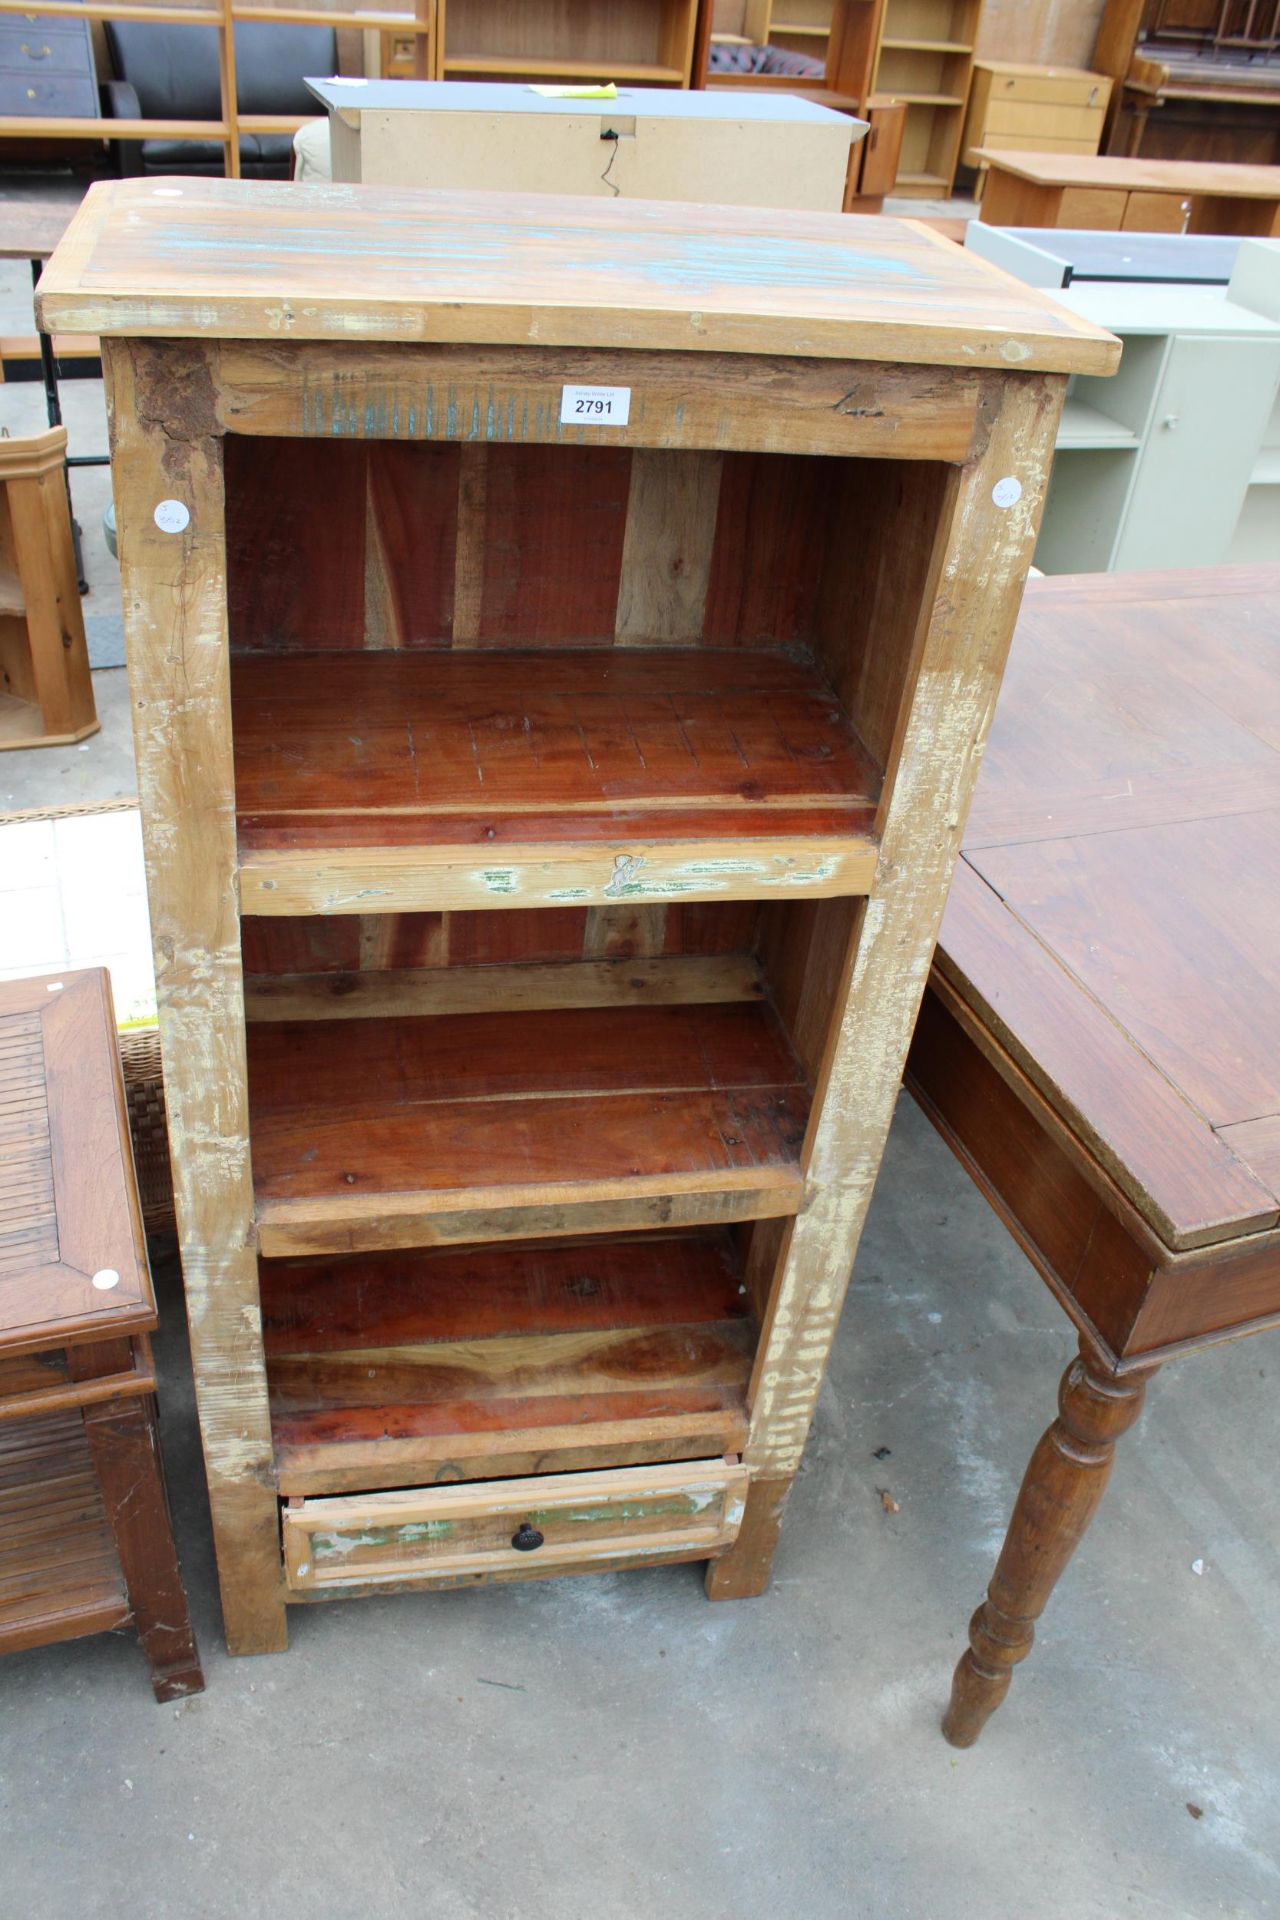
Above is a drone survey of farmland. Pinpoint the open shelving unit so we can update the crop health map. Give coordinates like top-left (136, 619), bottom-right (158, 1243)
top-left (870, 0), bottom-right (981, 194)
top-left (0, 0), bottom-right (435, 170)
top-left (439, 0), bottom-right (699, 87)
top-left (40, 180), bottom-right (1113, 1651)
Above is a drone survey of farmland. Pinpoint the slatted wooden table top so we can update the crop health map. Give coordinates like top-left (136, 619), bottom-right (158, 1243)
top-left (937, 565), bottom-right (1280, 1260)
top-left (33, 177), bottom-right (1118, 373)
top-left (0, 970), bottom-right (154, 1357)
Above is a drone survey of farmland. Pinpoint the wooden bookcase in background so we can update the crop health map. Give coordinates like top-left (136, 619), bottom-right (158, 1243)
top-left (871, 0), bottom-right (982, 195)
top-left (38, 179), bottom-right (1114, 1653)
top-left (438, 0), bottom-right (700, 87)
top-left (0, 0), bottom-right (435, 167)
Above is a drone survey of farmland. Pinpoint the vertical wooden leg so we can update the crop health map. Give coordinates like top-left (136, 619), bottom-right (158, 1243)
top-left (942, 1342), bottom-right (1156, 1748)
top-left (705, 1474), bottom-right (793, 1601)
top-left (80, 1394), bottom-right (205, 1702)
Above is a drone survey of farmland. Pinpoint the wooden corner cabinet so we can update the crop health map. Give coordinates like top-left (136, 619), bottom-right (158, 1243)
top-left (38, 180), bottom-right (1115, 1654)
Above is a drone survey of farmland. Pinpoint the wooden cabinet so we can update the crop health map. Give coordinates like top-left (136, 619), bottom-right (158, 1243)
top-left (439, 0), bottom-right (700, 86)
top-left (0, 6), bottom-right (96, 120)
top-left (314, 78), bottom-right (856, 213)
top-left (39, 179), bottom-right (1114, 1653)
top-left (0, 422), bottom-right (96, 752)
top-left (870, 0), bottom-right (981, 195)
top-left (962, 62), bottom-right (1111, 179)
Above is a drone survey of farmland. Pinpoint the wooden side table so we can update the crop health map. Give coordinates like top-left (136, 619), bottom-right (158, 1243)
top-left (975, 150), bottom-right (1280, 236)
top-left (905, 565), bottom-right (1280, 1745)
top-left (0, 968), bottom-right (202, 1700)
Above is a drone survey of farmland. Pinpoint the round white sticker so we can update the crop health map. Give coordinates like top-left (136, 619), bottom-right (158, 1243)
top-left (92, 1268), bottom-right (121, 1291)
top-left (991, 476), bottom-right (1023, 510)
top-left (154, 499), bottom-right (191, 534)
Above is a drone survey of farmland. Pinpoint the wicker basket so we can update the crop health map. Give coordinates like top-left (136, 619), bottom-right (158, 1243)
top-left (119, 1028), bottom-right (176, 1236)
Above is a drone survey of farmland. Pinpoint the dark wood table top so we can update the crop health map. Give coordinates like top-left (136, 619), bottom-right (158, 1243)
top-left (936, 565), bottom-right (1280, 1257)
top-left (0, 969), bottom-right (154, 1356)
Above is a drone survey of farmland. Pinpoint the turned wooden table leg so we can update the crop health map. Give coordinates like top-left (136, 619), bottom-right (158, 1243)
top-left (942, 1341), bottom-right (1157, 1748)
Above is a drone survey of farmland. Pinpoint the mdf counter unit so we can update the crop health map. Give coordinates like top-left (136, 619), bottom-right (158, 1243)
top-left (310, 78), bottom-right (860, 212)
top-left (38, 180), bottom-right (1116, 1654)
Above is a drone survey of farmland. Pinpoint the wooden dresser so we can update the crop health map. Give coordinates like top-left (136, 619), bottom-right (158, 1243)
top-left (963, 62), bottom-right (1112, 183)
top-left (37, 179), bottom-right (1115, 1655)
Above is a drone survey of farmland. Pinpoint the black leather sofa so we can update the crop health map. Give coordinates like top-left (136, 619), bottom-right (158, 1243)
top-left (101, 20), bottom-right (335, 177)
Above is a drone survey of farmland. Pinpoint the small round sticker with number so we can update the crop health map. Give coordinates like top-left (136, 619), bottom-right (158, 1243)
top-left (154, 499), bottom-right (191, 534)
top-left (991, 476), bottom-right (1022, 510)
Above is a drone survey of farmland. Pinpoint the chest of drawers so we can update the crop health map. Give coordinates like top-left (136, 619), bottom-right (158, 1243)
top-left (0, 8), bottom-right (96, 118)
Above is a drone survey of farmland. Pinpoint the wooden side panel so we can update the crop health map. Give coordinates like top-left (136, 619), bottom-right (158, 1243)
top-left (106, 339), bottom-right (286, 1656)
top-left (813, 457), bottom-right (956, 777)
top-left (736, 371), bottom-right (1068, 1497)
top-left (703, 452), bottom-right (835, 647)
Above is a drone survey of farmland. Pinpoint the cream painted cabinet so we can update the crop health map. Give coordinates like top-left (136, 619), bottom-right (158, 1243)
top-left (968, 226), bottom-right (1280, 573)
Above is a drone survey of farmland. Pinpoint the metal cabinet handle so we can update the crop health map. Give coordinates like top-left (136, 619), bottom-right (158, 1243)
top-left (21, 43), bottom-right (51, 56)
top-left (511, 1522), bottom-right (544, 1552)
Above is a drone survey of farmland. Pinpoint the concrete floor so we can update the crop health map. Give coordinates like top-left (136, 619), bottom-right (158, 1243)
top-left (1, 176), bottom-right (1278, 1920)
top-left (3, 1106), bottom-right (1279, 1920)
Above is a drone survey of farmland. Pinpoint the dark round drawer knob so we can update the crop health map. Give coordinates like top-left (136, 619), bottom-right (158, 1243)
top-left (511, 1522), bottom-right (544, 1552)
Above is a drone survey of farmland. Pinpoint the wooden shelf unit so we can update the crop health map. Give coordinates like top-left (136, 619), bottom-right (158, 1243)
top-left (871, 0), bottom-right (982, 195)
top-left (439, 0), bottom-right (700, 87)
top-left (0, 0), bottom-right (435, 170)
top-left (38, 179), bottom-right (1114, 1652)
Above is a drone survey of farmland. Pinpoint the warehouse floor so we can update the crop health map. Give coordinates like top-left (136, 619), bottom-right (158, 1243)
top-left (2, 182), bottom-right (1278, 1920)
top-left (4, 1101), bottom-right (1279, 1920)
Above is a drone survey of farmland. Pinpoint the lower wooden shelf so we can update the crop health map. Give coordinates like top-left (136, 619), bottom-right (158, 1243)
top-left (248, 1001), bottom-right (809, 1256)
top-left (232, 647), bottom-right (882, 916)
top-left (263, 1231), bottom-right (754, 1493)
top-left (0, 1410), bottom-right (128, 1652)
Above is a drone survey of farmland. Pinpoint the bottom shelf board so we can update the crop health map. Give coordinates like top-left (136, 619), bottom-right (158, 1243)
top-left (249, 1000), bottom-right (810, 1257)
top-left (0, 691), bottom-right (99, 753)
top-left (0, 1410), bottom-right (128, 1651)
top-left (263, 1231), bottom-right (755, 1494)
top-left (1057, 398), bottom-right (1140, 451)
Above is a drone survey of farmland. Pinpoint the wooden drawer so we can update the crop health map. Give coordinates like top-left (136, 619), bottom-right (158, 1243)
top-left (0, 68), bottom-right (96, 114)
top-left (282, 1458), bottom-right (749, 1594)
top-left (983, 102), bottom-right (1105, 143)
top-left (985, 71), bottom-right (1107, 109)
top-left (0, 23), bottom-right (94, 70)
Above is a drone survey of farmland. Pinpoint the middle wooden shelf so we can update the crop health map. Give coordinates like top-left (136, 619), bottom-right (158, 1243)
top-left (247, 998), bottom-right (811, 1256)
top-left (232, 647), bottom-right (882, 916)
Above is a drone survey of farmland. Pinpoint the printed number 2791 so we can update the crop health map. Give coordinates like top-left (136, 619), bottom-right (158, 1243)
top-left (559, 385), bottom-right (632, 427)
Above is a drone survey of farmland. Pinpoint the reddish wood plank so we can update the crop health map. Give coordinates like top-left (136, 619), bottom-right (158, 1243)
top-left (936, 860), bottom-right (1278, 1249)
top-left (260, 1232), bottom-right (747, 1351)
top-left (230, 648), bottom-right (879, 822)
top-left (969, 809), bottom-right (1280, 1140)
top-left (703, 453), bottom-right (834, 647)
top-left (226, 436), bottom-right (367, 652)
top-left (473, 444), bottom-right (630, 645)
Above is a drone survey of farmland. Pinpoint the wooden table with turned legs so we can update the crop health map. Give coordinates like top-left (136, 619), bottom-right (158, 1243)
top-left (905, 565), bottom-right (1280, 1746)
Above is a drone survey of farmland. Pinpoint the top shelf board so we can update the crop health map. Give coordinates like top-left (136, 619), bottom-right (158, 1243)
top-left (37, 178), bottom-right (1118, 375)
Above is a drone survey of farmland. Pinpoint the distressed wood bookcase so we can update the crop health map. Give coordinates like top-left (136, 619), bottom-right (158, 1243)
top-left (38, 181), bottom-right (1114, 1653)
